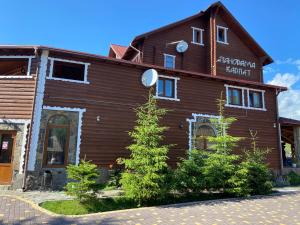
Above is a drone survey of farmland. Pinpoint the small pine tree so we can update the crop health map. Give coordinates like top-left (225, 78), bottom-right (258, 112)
top-left (174, 149), bottom-right (207, 194)
top-left (118, 90), bottom-right (171, 205)
top-left (203, 93), bottom-right (242, 192)
top-left (65, 159), bottom-right (100, 202)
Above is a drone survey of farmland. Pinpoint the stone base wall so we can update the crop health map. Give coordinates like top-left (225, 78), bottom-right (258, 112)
top-left (0, 122), bottom-right (28, 189)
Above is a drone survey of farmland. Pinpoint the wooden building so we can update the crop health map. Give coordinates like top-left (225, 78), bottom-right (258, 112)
top-left (0, 2), bottom-right (294, 189)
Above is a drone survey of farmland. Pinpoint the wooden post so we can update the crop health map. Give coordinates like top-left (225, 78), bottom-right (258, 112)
top-left (293, 126), bottom-right (300, 165)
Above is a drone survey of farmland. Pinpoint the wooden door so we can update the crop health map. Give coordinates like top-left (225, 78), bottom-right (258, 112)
top-left (0, 132), bottom-right (16, 185)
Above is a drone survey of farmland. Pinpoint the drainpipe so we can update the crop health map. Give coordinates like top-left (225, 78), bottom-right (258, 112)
top-left (276, 88), bottom-right (283, 175)
top-left (22, 47), bottom-right (40, 191)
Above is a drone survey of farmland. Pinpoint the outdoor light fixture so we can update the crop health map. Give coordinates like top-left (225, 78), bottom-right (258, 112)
top-left (179, 121), bottom-right (184, 129)
top-left (96, 116), bottom-right (101, 122)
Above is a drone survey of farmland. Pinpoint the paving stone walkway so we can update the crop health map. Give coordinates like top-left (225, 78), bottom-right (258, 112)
top-left (1, 191), bottom-right (300, 225)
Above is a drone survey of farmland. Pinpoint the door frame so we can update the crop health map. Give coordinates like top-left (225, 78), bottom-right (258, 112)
top-left (0, 130), bottom-right (17, 185)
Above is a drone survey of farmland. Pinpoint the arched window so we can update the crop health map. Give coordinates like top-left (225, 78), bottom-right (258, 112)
top-left (192, 117), bottom-right (217, 150)
top-left (43, 115), bottom-right (70, 167)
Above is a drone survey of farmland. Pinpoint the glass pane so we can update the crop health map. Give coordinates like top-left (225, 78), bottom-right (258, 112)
top-left (250, 92), bottom-right (262, 108)
top-left (48, 115), bottom-right (69, 125)
top-left (165, 79), bottom-right (174, 98)
top-left (228, 88), bottom-right (242, 106)
top-left (0, 135), bottom-right (13, 163)
top-left (218, 28), bottom-right (225, 42)
top-left (165, 56), bottom-right (175, 69)
top-left (192, 121), bottom-right (216, 150)
top-left (46, 127), bottom-right (67, 165)
top-left (158, 79), bottom-right (164, 96)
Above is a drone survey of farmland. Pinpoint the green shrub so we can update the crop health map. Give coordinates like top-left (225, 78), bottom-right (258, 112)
top-left (287, 171), bottom-right (300, 186)
top-left (229, 134), bottom-right (273, 196)
top-left (65, 159), bottom-right (100, 202)
top-left (174, 149), bottom-right (207, 194)
top-left (118, 90), bottom-right (172, 205)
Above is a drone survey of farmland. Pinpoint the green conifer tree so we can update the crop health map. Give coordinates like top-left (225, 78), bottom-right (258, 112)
top-left (118, 90), bottom-right (171, 205)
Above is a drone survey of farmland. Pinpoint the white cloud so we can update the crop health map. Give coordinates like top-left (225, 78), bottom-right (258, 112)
top-left (277, 90), bottom-right (300, 120)
top-left (267, 59), bottom-right (300, 120)
top-left (268, 73), bottom-right (300, 88)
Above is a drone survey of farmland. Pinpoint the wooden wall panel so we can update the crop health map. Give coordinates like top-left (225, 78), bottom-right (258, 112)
top-left (0, 57), bottom-right (39, 119)
top-left (44, 56), bottom-right (281, 170)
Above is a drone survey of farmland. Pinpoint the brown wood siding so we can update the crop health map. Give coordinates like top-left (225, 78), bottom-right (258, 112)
top-left (44, 54), bottom-right (281, 170)
top-left (215, 15), bottom-right (263, 82)
top-left (0, 57), bottom-right (38, 119)
top-left (141, 15), bottom-right (211, 74)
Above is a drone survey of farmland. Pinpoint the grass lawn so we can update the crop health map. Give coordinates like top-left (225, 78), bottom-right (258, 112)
top-left (40, 193), bottom-right (232, 215)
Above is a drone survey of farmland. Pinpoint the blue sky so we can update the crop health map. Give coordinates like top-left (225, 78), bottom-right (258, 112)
top-left (1, 0), bottom-right (299, 119)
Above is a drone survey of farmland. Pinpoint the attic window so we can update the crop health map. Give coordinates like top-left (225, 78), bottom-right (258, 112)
top-left (164, 54), bottom-right (176, 69)
top-left (191, 27), bottom-right (204, 46)
top-left (48, 57), bottom-right (90, 84)
top-left (217, 26), bottom-right (228, 44)
top-left (0, 56), bottom-right (33, 77)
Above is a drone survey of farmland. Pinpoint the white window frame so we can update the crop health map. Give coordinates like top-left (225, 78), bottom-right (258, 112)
top-left (216, 25), bottom-right (229, 45)
top-left (47, 57), bottom-right (90, 84)
top-left (0, 55), bottom-right (35, 78)
top-left (164, 54), bottom-right (176, 69)
top-left (186, 114), bottom-right (220, 151)
top-left (155, 75), bottom-right (180, 101)
top-left (191, 27), bottom-right (204, 46)
top-left (42, 105), bottom-right (86, 165)
top-left (225, 84), bottom-right (266, 111)
top-left (247, 88), bottom-right (266, 111)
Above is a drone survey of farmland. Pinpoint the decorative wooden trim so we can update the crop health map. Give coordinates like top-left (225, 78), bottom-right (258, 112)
top-left (28, 50), bottom-right (49, 171)
top-left (47, 57), bottom-right (90, 84)
top-left (42, 106), bottom-right (86, 165)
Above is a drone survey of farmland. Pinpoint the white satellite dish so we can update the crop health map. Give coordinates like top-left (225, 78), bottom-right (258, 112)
top-left (141, 69), bottom-right (158, 87)
top-left (176, 41), bottom-right (189, 53)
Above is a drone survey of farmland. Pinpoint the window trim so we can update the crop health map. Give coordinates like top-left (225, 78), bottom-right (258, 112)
top-left (191, 27), bottom-right (204, 46)
top-left (225, 84), bottom-right (266, 111)
top-left (155, 75), bottom-right (180, 101)
top-left (163, 54), bottom-right (176, 69)
top-left (48, 57), bottom-right (90, 84)
top-left (216, 25), bottom-right (229, 45)
top-left (0, 55), bottom-right (35, 78)
top-left (186, 113), bottom-right (220, 151)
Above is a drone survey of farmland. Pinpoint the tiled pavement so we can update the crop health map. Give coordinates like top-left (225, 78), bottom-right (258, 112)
top-left (1, 191), bottom-right (300, 225)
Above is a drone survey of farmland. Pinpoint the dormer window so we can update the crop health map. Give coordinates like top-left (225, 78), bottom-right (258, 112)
top-left (164, 54), bottom-right (175, 69)
top-left (217, 26), bottom-right (228, 44)
top-left (191, 27), bottom-right (204, 46)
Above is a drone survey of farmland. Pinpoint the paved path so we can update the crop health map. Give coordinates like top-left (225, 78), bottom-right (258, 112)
top-left (1, 191), bottom-right (300, 225)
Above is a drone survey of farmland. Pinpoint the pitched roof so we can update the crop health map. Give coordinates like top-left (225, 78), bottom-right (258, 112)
top-left (279, 117), bottom-right (300, 126)
top-left (126, 1), bottom-right (273, 66)
top-left (109, 44), bottom-right (127, 59)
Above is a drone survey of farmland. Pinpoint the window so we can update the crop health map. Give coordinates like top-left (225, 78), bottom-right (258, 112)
top-left (48, 57), bottom-right (90, 84)
top-left (248, 90), bottom-right (263, 109)
top-left (225, 85), bottom-right (266, 111)
top-left (190, 115), bottom-right (218, 150)
top-left (155, 75), bottom-right (180, 101)
top-left (217, 26), bottom-right (228, 44)
top-left (43, 115), bottom-right (70, 167)
top-left (164, 54), bottom-right (175, 69)
top-left (191, 27), bottom-right (204, 46)
top-left (228, 87), bottom-right (243, 106)
top-left (0, 56), bottom-right (33, 77)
